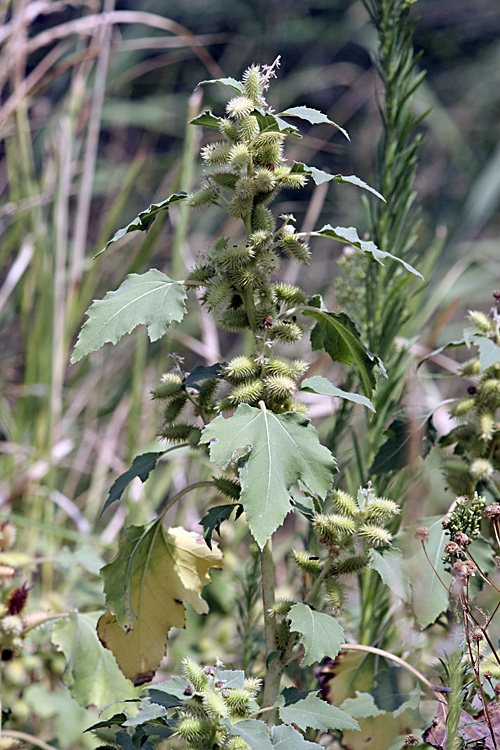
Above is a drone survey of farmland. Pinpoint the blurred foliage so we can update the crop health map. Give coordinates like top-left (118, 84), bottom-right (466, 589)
top-left (0, 0), bottom-right (500, 747)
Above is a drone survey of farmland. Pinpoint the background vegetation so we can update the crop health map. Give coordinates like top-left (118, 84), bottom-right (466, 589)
top-left (1, 0), bottom-right (500, 747)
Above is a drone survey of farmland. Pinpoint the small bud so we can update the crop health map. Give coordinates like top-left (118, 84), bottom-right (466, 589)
top-left (226, 96), bottom-right (255, 120)
top-left (460, 358), bottom-right (481, 377)
top-left (243, 64), bottom-right (263, 102)
top-left (404, 735), bottom-right (420, 747)
top-left (358, 523), bottom-right (392, 548)
top-left (449, 397), bottom-right (476, 417)
top-left (291, 551), bottom-right (322, 576)
top-left (470, 458), bottom-right (494, 481)
top-left (6, 583), bottom-right (30, 615)
top-left (468, 310), bottom-right (494, 333)
top-left (213, 475), bottom-right (241, 500)
top-left (0, 521), bottom-right (16, 552)
top-left (224, 356), bottom-right (260, 384)
top-left (203, 689), bottom-right (229, 719)
top-left (182, 658), bottom-right (209, 691)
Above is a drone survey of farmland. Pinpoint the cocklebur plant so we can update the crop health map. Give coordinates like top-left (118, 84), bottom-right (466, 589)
top-left (70, 61), bottom-right (423, 747)
top-left (439, 291), bottom-right (500, 499)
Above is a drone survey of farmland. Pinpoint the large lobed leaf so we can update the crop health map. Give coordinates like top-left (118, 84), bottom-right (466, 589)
top-left (305, 225), bottom-right (422, 279)
top-left (288, 602), bottom-right (345, 667)
top-left (224, 719), bottom-right (274, 750)
top-left (52, 611), bottom-right (140, 707)
top-left (98, 523), bottom-right (222, 684)
top-left (95, 192), bottom-right (187, 257)
top-left (272, 725), bottom-right (322, 749)
top-left (368, 548), bottom-right (411, 603)
top-left (71, 269), bottom-right (187, 363)
top-left (277, 691), bottom-right (359, 732)
top-left (201, 404), bottom-right (336, 548)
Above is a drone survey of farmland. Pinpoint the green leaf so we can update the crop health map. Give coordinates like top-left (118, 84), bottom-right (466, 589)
top-left (370, 668), bottom-right (415, 714)
top-left (290, 162), bottom-right (384, 200)
top-left (189, 110), bottom-right (223, 130)
top-left (302, 309), bottom-right (380, 397)
top-left (84, 713), bottom-right (128, 733)
top-left (369, 415), bottom-right (412, 474)
top-left (115, 732), bottom-right (135, 750)
top-left (340, 692), bottom-right (385, 719)
top-left (272, 725), bottom-right (322, 749)
top-left (101, 451), bottom-right (165, 515)
top-left (279, 693), bottom-right (359, 732)
top-left (200, 504), bottom-right (242, 549)
top-left (224, 718), bottom-right (274, 750)
top-left (51, 611), bottom-right (140, 707)
top-left (474, 335), bottom-right (500, 370)
top-left (305, 225), bottom-right (423, 279)
top-left (279, 106), bottom-right (350, 140)
top-left (196, 76), bottom-right (245, 93)
top-left (182, 362), bottom-right (226, 392)
top-left (98, 523), bottom-right (222, 684)
top-left (147, 675), bottom-right (190, 709)
top-left (288, 602), bottom-right (344, 667)
top-left (201, 404), bottom-right (336, 548)
top-left (123, 702), bottom-right (168, 726)
top-left (299, 375), bottom-right (375, 412)
top-left (394, 516), bottom-right (450, 628)
top-left (71, 269), bottom-right (187, 363)
top-left (95, 193), bottom-right (187, 257)
top-left (252, 110), bottom-right (301, 137)
top-left (216, 668), bottom-right (246, 689)
top-left (368, 548), bottom-right (411, 603)
top-left (274, 687), bottom-right (313, 707)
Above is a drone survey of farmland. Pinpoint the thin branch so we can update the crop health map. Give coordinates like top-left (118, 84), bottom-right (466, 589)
top-left (1, 730), bottom-right (59, 750)
top-left (158, 481), bottom-right (216, 522)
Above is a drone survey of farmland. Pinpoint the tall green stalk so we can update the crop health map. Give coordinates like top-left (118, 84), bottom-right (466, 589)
top-left (335, 0), bottom-right (428, 646)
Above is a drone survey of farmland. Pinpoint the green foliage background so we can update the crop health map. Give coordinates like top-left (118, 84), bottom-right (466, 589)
top-left (1, 0), bottom-right (500, 747)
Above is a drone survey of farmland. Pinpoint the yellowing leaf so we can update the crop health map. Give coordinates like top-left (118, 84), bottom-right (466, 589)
top-left (98, 524), bottom-right (223, 685)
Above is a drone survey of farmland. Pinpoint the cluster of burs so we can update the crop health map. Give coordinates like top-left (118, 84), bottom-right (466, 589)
top-left (154, 64), bottom-right (321, 445)
top-left (173, 659), bottom-right (260, 750)
top-left (441, 306), bottom-right (500, 497)
top-left (281, 488), bottom-right (399, 623)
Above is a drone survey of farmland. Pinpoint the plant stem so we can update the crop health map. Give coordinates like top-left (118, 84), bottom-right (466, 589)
top-left (0, 730), bottom-right (59, 750)
top-left (158, 481), bottom-right (215, 522)
top-left (260, 538), bottom-right (281, 722)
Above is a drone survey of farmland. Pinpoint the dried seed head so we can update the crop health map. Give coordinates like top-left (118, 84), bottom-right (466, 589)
top-left (444, 541), bottom-right (460, 555)
top-left (6, 583), bottom-right (30, 615)
top-left (485, 503), bottom-right (500, 518)
top-left (415, 527), bottom-right (430, 542)
top-left (451, 560), bottom-right (476, 579)
top-left (454, 531), bottom-right (471, 547)
top-left (471, 629), bottom-right (484, 643)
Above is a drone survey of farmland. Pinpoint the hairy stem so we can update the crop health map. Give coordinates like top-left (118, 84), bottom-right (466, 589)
top-left (260, 538), bottom-right (281, 722)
